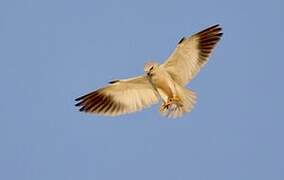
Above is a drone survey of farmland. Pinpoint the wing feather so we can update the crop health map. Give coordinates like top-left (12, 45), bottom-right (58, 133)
top-left (162, 24), bottom-right (223, 85)
top-left (75, 76), bottom-right (159, 116)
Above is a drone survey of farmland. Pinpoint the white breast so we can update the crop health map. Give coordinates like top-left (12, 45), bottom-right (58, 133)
top-left (148, 66), bottom-right (177, 102)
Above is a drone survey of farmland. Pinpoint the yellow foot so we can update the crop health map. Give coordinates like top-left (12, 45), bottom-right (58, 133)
top-left (169, 96), bottom-right (180, 102)
top-left (160, 96), bottom-right (183, 112)
top-left (168, 96), bottom-right (183, 107)
top-left (160, 101), bottom-right (171, 112)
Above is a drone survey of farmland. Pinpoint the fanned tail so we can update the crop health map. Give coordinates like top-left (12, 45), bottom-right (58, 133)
top-left (160, 85), bottom-right (196, 118)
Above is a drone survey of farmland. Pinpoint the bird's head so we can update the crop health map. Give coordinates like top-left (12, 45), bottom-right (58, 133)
top-left (144, 61), bottom-right (159, 76)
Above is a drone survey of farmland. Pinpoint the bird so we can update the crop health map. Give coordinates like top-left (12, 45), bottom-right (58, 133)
top-left (75, 24), bottom-right (223, 118)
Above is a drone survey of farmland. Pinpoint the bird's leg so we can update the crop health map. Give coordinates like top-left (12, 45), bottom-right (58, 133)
top-left (160, 95), bottom-right (183, 112)
top-left (170, 95), bottom-right (180, 103)
top-left (160, 101), bottom-right (171, 112)
top-left (169, 95), bottom-right (183, 107)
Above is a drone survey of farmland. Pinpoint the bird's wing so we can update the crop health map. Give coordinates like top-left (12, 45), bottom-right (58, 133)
top-left (75, 76), bottom-right (159, 116)
top-left (161, 24), bottom-right (223, 86)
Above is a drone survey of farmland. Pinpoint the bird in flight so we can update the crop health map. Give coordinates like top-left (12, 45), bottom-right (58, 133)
top-left (75, 24), bottom-right (223, 118)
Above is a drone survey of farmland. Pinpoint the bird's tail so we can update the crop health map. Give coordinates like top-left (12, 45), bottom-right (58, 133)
top-left (160, 85), bottom-right (196, 118)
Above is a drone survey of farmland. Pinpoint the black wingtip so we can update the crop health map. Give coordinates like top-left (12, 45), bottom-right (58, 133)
top-left (211, 24), bottom-right (220, 28)
top-left (213, 24), bottom-right (222, 32)
top-left (75, 91), bottom-right (95, 101)
top-left (197, 24), bottom-right (222, 35)
top-left (75, 102), bottom-right (81, 106)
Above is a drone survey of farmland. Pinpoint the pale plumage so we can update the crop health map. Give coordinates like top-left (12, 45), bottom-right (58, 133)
top-left (75, 76), bottom-right (159, 116)
top-left (162, 24), bottom-right (223, 85)
top-left (75, 24), bottom-right (223, 118)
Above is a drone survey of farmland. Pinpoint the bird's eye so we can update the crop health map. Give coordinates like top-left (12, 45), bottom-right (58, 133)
top-left (149, 66), bottom-right (154, 71)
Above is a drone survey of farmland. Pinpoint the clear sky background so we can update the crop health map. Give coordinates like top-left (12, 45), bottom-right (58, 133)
top-left (0, 0), bottom-right (283, 179)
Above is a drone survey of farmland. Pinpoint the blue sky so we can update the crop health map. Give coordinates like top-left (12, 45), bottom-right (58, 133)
top-left (0, 0), bottom-right (283, 179)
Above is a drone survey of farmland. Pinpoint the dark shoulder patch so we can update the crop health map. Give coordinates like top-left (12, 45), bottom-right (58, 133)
top-left (108, 80), bottom-right (120, 84)
top-left (178, 37), bottom-right (186, 44)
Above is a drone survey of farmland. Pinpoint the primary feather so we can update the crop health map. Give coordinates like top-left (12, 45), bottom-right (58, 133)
top-left (162, 24), bottom-right (222, 86)
top-left (75, 76), bottom-right (159, 116)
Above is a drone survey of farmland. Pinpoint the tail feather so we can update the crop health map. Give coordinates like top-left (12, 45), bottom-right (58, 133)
top-left (160, 85), bottom-right (196, 118)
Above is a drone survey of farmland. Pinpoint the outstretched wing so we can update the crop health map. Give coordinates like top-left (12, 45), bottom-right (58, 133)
top-left (162, 24), bottom-right (223, 86)
top-left (75, 76), bottom-right (159, 116)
